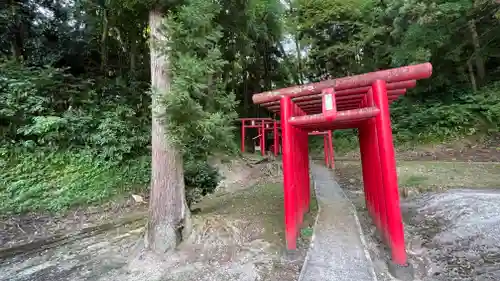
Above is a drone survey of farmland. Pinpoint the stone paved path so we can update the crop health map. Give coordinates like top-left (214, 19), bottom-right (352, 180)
top-left (299, 163), bottom-right (377, 281)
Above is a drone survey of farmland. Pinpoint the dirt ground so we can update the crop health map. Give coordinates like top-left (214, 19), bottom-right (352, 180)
top-left (334, 147), bottom-right (500, 281)
top-left (0, 157), bottom-right (317, 281)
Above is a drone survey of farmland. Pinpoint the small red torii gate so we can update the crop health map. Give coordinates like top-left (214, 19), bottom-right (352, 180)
top-left (240, 119), bottom-right (334, 167)
top-left (251, 63), bottom-right (432, 274)
top-left (239, 118), bottom-right (279, 156)
top-left (309, 130), bottom-right (334, 169)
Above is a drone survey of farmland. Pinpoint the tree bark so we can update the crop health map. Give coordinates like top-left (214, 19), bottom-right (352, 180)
top-left (285, 0), bottom-right (304, 84)
top-left (100, 8), bottom-right (109, 73)
top-left (145, 7), bottom-right (191, 254)
top-left (467, 59), bottom-right (477, 93)
top-left (130, 37), bottom-right (137, 73)
top-left (294, 36), bottom-right (304, 84)
top-left (468, 19), bottom-right (485, 84)
top-left (9, 1), bottom-right (24, 60)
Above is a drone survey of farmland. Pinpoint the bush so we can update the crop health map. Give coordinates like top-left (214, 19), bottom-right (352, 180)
top-left (0, 60), bottom-right (150, 162)
top-left (0, 148), bottom-right (223, 214)
top-left (0, 60), bottom-right (225, 214)
top-left (184, 160), bottom-right (221, 208)
top-left (391, 82), bottom-right (500, 144)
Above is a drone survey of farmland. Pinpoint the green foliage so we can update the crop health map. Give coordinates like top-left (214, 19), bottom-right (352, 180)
top-left (391, 82), bottom-right (500, 144)
top-left (162, 0), bottom-right (239, 159)
top-left (0, 151), bottom-right (150, 213)
top-left (2, 0), bottom-right (271, 213)
top-left (0, 148), bottom-right (223, 213)
top-left (0, 60), bottom-right (150, 161)
top-left (297, 0), bottom-right (500, 86)
top-left (332, 130), bottom-right (358, 153)
top-left (184, 160), bottom-right (220, 207)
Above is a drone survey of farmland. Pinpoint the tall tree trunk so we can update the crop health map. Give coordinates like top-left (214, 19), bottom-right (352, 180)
top-left (10, 38), bottom-right (23, 59)
top-left (100, 8), bottom-right (109, 73)
top-left (285, 0), bottom-right (303, 84)
top-left (9, 1), bottom-right (24, 59)
top-left (146, 7), bottom-right (191, 254)
top-left (130, 37), bottom-right (137, 73)
top-left (467, 59), bottom-right (477, 93)
top-left (468, 19), bottom-right (485, 84)
top-left (294, 37), bottom-right (304, 84)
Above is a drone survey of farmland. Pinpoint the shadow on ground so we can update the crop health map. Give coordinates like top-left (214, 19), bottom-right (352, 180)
top-left (0, 159), bottom-right (317, 281)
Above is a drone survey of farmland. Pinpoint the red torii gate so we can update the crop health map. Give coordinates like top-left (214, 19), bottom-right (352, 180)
top-left (252, 63), bottom-right (432, 275)
top-left (309, 130), bottom-right (334, 169)
top-left (239, 118), bottom-right (279, 156)
top-left (240, 119), bottom-right (334, 166)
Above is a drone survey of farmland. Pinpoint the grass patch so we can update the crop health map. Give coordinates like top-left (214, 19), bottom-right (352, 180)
top-left (196, 182), bottom-right (318, 247)
top-left (403, 175), bottom-right (429, 187)
top-left (397, 161), bottom-right (500, 189)
top-left (301, 227), bottom-right (314, 238)
top-left (0, 151), bottom-right (150, 214)
top-left (336, 160), bottom-right (500, 191)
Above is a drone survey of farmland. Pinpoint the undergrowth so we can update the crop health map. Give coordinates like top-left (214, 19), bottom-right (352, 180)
top-left (0, 151), bottom-right (150, 214)
top-left (0, 50), bottom-right (224, 214)
top-left (0, 150), bottom-right (221, 214)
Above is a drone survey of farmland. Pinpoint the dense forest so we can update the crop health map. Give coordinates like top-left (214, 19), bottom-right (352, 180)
top-left (1, 0), bottom-right (499, 218)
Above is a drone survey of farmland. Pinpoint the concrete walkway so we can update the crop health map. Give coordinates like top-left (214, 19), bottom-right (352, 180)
top-left (299, 163), bottom-right (377, 281)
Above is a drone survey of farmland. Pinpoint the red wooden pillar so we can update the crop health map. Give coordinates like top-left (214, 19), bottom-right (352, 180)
top-left (241, 120), bottom-right (246, 153)
top-left (328, 130), bottom-right (334, 169)
top-left (302, 128), bottom-right (311, 212)
top-left (292, 104), bottom-right (302, 224)
top-left (372, 80), bottom-right (408, 266)
top-left (358, 120), bottom-right (371, 216)
top-left (280, 96), bottom-right (297, 249)
top-left (358, 93), bottom-right (384, 232)
top-left (273, 120), bottom-right (279, 156)
top-left (323, 135), bottom-right (329, 167)
top-left (369, 89), bottom-right (388, 239)
top-left (260, 121), bottom-right (266, 156)
top-left (295, 108), bottom-right (311, 213)
top-left (256, 127), bottom-right (261, 153)
top-left (296, 105), bottom-right (311, 220)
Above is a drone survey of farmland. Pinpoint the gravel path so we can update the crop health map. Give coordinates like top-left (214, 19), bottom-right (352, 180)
top-left (299, 163), bottom-right (377, 281)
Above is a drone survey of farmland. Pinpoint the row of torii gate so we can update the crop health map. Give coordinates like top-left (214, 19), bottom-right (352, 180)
top-left (240, 118), bottom-right (335, 168)
top-left (240, 63), bottom-right (432, 278)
